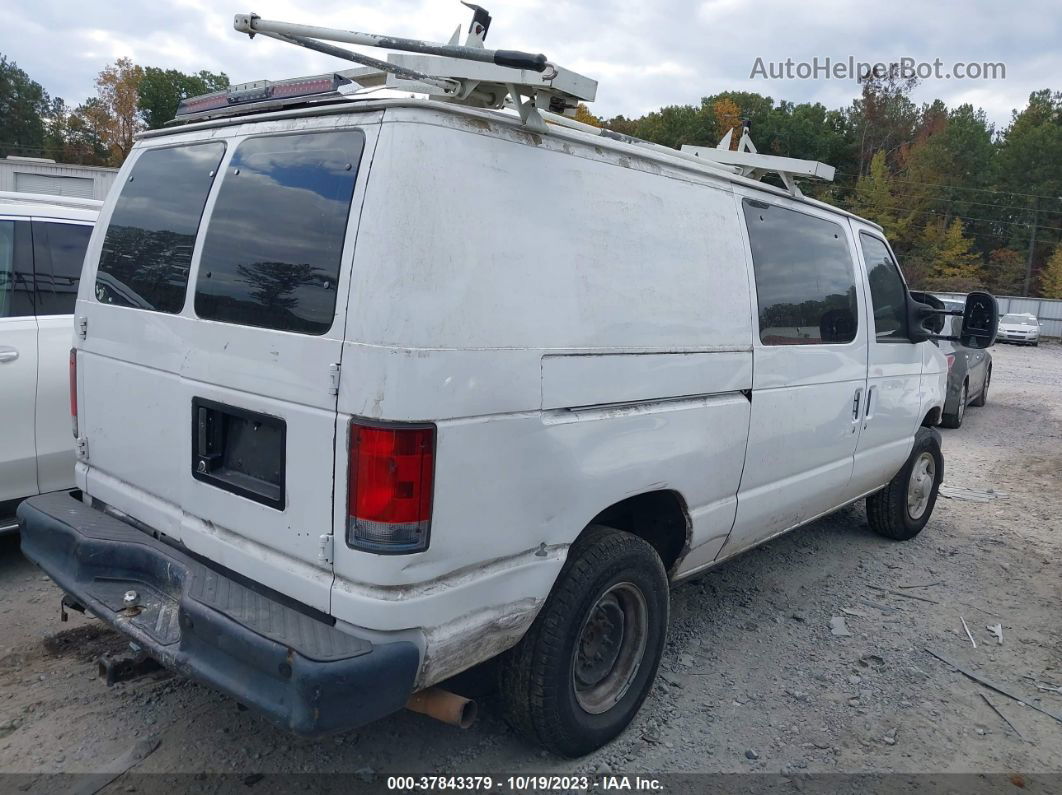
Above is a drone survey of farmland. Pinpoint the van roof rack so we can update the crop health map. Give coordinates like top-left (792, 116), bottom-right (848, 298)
top-left (680, 124), bottom-right (834, 197)
top-left (173, 5), bottom-right (595, 132)
top-left (174, 6), bottom-right (833, 197)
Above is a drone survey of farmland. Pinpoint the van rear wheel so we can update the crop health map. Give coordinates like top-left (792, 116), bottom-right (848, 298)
top-left (498, 525), bottom-right (669, 757)
top-left (866, 427), bottom-right (943, 541)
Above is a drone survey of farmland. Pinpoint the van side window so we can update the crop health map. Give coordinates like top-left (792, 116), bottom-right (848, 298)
top-left (859, 233), bottom-right (909, 341)
top-left (194, 130), bottom-right (365, 336)
top-left (32, 222), bottom-right (92, 316)
top-left (0, 220), bottom-right (35, 318)
top-left (742, 199), bottom-right (858, 345)
top-left (96, 142), bottom-right (226, 314)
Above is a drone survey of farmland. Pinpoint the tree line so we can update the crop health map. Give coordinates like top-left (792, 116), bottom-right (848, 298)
top-left (0, 55), bottom-right (227, 167)
top-left (2, 53), bottom-right (1060, 297)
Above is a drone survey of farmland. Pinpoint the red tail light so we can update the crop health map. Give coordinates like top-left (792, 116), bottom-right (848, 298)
top-left (69, 348), bottom-right (78, 437)
top-left (347, 422), bottom-right (435, 553)
top-left (945, 353), bottom-right (956, 371)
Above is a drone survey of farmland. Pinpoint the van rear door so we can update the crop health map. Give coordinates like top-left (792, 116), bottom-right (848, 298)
top-left (78, 125), bottom-right (372, 612)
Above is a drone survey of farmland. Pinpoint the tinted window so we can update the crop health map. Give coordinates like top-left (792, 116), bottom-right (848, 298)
top-left (742, 200), bottom-right (858, 345)
top-left (859, 233), bottom-right (909, 340)
top-left (32, 222), bottom-right (92, 315)
top-left (0, 220), bottom-right (35, 318)
top-left (194, 131), bottom-right (364, 335)
top-left (96, 143), bottom-right (225, 313)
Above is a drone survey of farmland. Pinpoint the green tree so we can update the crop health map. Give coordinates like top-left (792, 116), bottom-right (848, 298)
top-left (138, 67), bottom-right (229, 129)
top-left (994, 91), bottom-right (1062, 279)
top-left (850, 151), bottom-right (904, 242)
top-left (912, 219), bottom-right (986, 291)
top-left (0, 54), bottom-right (50, 158)
top-left (848, 66), bottom-right (920, 176)
top-left (984, 248), bottom-right (1026, 296)
top-left (94, 57), bottom-right (144, 163)
top-left (1040, 244), bottom-right (1062, 298)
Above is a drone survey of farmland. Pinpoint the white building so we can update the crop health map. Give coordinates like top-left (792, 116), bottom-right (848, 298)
top-left (0, 156), bottom-right (118, 200)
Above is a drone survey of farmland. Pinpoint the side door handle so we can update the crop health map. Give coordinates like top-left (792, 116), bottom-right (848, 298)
top-left (0, 346), bottom-right (19, 363)
top-left (864, 386), bottom-right (876, 428)
top-left (851, 387), bottom-right (863, 423)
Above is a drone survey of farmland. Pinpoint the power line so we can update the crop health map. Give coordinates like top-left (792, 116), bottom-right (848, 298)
top-left (841, 183), bottom-right (1055, 215)
top-left (865, 205), bottom-right (1062, 234)
top-left (834, 170), bottom-right (1062, 205)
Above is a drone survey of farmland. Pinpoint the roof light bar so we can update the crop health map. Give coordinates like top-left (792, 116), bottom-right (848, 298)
top-left (175, 73), bottom-right (351, 119)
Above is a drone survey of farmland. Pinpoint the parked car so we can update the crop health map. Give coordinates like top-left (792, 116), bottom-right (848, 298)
top-left (937, 311), bottom-right (992, 428)
top-left (16, 35), bottom-right (997, 755)
top-left (997, 312), bottom-right (1041, 345)
top-left (0, 191), bottom-right (98, 533)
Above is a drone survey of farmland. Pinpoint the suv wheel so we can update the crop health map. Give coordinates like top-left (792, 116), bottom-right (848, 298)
top-left (941, 381), bottom-right (967, 428)
top-left (498, 525), bottom-right (669, 757)
top-left (866, 427), bottom-right (944, 541)
top-left (970, 367), bottom-right (990, 407)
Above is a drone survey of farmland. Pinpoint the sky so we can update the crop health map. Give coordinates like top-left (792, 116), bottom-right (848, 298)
top-left (4, 0), bottom-right (1060, 132)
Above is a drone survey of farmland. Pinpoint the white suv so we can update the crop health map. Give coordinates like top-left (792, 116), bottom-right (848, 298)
top-left (16, 67), bottom-right (998, 754)
top-left (1, 192), bottom-right (98, 531)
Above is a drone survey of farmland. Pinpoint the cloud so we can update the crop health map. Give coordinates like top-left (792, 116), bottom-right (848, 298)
top-left (3, 0), bottom-right (1059, 129)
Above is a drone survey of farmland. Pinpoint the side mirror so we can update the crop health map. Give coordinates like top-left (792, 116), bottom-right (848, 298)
top-left (907, 292), bottom-right (946, 340)
top-left (960, 291), bottom-right (998, 349)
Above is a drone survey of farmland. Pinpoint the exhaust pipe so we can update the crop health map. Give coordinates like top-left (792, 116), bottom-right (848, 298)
top-left (406, 687), bottom-right (477, 729)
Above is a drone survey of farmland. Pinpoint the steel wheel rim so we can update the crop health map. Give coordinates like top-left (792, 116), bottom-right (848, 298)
top-left (907, 452), bottom-right (936, 520)
top-left (957, 384), bottom-right (967, 421)
top-left (572, 582), bottom-right (648, 714)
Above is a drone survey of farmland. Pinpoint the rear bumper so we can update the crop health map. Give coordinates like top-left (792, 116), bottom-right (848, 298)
top-left (17, 491), bottom-right (419, 736)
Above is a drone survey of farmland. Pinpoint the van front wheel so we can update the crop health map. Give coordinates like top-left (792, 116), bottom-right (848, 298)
top-left (866, 427), bottom-right (944, 541)
top-left (498, 525), bottom-right (669, 757)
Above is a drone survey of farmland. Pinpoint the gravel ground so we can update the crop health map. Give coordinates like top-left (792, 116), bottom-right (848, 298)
top-left (0, 341), bottom-right (1060, 790)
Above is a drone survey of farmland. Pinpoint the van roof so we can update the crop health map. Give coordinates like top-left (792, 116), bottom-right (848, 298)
top-left (0, 190), bottom-right (101, 221)
top-left (138, 96), bottom-right (882, 232)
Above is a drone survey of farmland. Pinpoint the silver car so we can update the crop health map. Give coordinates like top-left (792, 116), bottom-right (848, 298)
top-left (936, 308), bottom-right (992, 428)
top-left (997, 312), bottom-right (1041, 345)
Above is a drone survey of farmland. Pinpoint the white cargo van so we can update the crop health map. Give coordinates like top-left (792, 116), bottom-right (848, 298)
top-left (17, 10), bottom-right (999, 757)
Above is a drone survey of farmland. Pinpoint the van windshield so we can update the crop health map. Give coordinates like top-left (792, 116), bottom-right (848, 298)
top-left (194, 130), bottom-right (365, 335)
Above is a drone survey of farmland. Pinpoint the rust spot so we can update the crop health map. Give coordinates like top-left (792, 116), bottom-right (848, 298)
top-left (461, 117), bottom-right (491, 132)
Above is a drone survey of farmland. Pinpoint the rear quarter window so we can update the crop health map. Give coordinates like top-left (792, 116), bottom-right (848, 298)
top-left (742, 199), bottom-right (858, 345)
top-left (96, 143), bottom-right (225, 313)
top-left (193, 130), bottom-right (365, 335)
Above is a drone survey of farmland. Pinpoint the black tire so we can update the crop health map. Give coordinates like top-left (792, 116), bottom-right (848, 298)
top-left (970, 366), bottom-right (990, 407)
top-left (498, 525), bottom-right (669, 757)
top-left (866, 427), bottom-right (944, 541)
top-left (940, 380), bottom-right (967, 428)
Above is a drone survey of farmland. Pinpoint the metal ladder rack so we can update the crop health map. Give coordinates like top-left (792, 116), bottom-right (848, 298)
top-left (179, 4), bottom-right (837, 197)
top-left (230, 5), bottom-right (596, 133)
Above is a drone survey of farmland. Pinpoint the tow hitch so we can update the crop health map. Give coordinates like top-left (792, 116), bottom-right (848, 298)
top-left (98, 644), bottom-right (163, 686)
